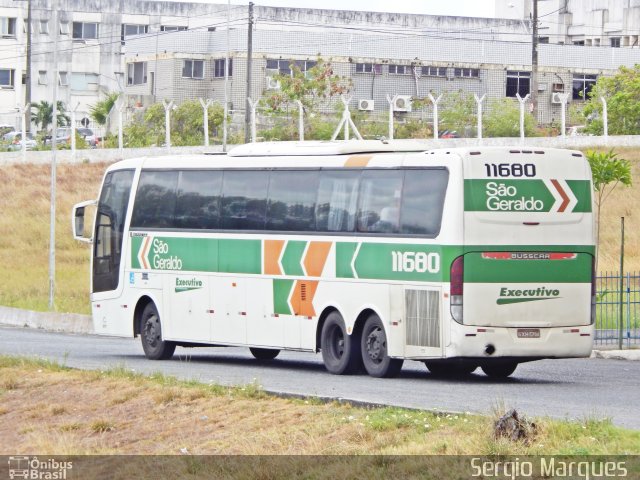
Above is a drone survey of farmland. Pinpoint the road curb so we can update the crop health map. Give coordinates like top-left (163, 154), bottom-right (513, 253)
top-left (0, 305), bottom-right (93, 334)
top-left (591, 349), bottom-right (640, 361)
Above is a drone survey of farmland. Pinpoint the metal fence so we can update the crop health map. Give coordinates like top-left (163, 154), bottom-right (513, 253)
top-left (595, 272), bottom-right (640, 347)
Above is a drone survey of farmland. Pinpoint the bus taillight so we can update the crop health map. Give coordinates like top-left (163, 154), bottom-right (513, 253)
top-left (450, 255), bottom-right (464, 323)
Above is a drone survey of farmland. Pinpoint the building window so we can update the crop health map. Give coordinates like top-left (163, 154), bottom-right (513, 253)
top-left (59, 21), bottom-right (70, 35)
top-left (454, 67), bottom-right (480, 78)
top-left (572, 74), bottom-right (597, 100)
top-left (388, 64), bottom-right (411, 75)
top-left (70, 72), bottom-right (98, 90)
top-left (127, 62), bottom-right (147, 86)
top-left (610, 37), bottom-right (621, 48)
top-left (214, 58), bottom-right (232, 78)
top-left (0, 69), bottom-right (15, 88)
top-left (266, 59), bottom-right (316, 77)
top-left (38, 70), bottom-right (48, 85)
top-left (539, 36), bottom-right (549, 44)
top-left (355, 63), bottom-right (382, 74)
top-left (160, 25), bottom-right (187, 32)
top-left (506, 71), bottom-right (530, 97)
top-left (421, 66), bottom-right (447, 77)
top-left (0, 17), bottom-right (16, 37)
top-left (58, 71), bottom-right (68, 86)
top-left (121, 24), bottom-right (148, 41)
top-left (72, 22), bottom-right (98, 40)
top-left (182, 60), bottom-right (204, 79)
top-left (39, 20), bottom-right (49, 35)
top-left (573, 40), bottom-right (585, 46)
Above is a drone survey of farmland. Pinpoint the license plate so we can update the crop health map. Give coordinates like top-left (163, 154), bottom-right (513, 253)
top-left (517, 328), bottom-right (540, 338)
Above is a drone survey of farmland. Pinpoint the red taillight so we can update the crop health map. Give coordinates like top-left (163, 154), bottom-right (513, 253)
top-left (450, 256), bottom-right (464, 296)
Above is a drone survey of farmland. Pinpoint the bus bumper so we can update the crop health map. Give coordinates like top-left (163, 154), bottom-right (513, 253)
top-left (443, 322), bottom-right (594, 360)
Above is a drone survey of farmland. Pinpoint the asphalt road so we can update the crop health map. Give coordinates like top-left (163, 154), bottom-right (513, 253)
top-left (1, 326), bottom-right (638, 429)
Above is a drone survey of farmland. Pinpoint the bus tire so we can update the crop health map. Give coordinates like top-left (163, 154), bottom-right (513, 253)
top-left (481, 362), bottom-right (517, 378)
top-left (361, 314), bottom-right (403, 378)
top-left (321, 311), bottom-right (361, 375)
top-left (250, 347), bottom-right (280, 361)
top-left (140, 303), bottom-right (176, 360)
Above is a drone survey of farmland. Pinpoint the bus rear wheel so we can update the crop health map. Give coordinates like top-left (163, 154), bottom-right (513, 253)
top-left (361, 314), bottom-right (403, 378)
top-left (250, 347), bottom-right (280, 361)
top-left (140, 303), bottom-right (176, 360)
top-left (321, 311), bottom-right (361, 375)
top-left (481, 362), bottom-right (517, 378)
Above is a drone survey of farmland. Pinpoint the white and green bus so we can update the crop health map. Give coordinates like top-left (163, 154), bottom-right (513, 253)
top-left (72, 141), bottom-right (595, 378)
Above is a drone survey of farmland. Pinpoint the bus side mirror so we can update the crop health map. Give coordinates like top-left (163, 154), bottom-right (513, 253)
top-left (72, 200), bottom-right (97, 243)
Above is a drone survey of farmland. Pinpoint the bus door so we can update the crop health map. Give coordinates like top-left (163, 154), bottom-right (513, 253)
top-left (92, 170), bottom-right (134, 334)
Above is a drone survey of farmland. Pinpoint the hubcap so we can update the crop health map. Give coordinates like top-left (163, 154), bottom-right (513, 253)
top-left (366, 327), bottom-right (384, 364)
top-left (144, 314), bottom-right (160, 348)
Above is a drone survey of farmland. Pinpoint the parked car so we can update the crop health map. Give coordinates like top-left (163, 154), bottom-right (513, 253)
top-left (439, 130), bottom-right (460, 139)
top-left (77, 127), bottom-right (97, 147)
top-left (7, 132), bottom-right (37, 151)
top-left (0, 124), bottom-right (15, 137)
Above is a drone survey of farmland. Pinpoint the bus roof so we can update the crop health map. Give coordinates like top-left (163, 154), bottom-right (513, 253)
top-left (227, 140), bottom-right (433, 157)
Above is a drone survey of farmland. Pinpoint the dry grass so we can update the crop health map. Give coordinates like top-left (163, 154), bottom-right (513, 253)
top-left (0, 356), bottom-right (637, 456)
top-left (0, 149), bottom-right (639, 315)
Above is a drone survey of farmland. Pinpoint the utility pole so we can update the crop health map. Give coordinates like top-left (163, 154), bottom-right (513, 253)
top-left (244, 2), bottom-right (254, 143)
top-left (49, 0), bottom-right (59, 310)
top-left (531, 0), bottom-right (539, 124)
top-left (25, 0), bottom-right (32, 131)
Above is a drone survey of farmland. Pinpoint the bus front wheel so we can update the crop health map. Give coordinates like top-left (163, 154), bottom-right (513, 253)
top-left (481, 362), bottom-right (517, 378)
top-left (321, 311), bottom-right (361, 375)
top-left (361, 314), bottom-right (403, 378)
top-left (140, 303), bottom-right (176, 360)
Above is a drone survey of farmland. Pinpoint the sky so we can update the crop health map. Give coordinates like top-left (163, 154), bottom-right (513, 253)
top-left (160, 0), bottom-right (498, 18)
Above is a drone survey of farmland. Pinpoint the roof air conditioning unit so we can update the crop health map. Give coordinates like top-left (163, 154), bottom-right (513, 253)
top-left (358, 99), bottom-right (374, 111)
top-left (551, 92), bottom-right (564, 104)
top-left (394, 95), bottom-right (412, 112)
top-left (265, 76), bottom-right (281, 90)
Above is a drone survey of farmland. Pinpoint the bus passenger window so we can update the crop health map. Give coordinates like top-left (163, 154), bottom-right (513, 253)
top-left (221, 171), bottom-right (269, 230)
top-left (400, 169), bottom-right (448, 236)
top-left (315, 171), bottom-right (360, 232)
top-left (357, 170), bottom-right (403, 233)
top-left (266, 170), bottom-right (319, 231)
top-left (175, 170), bottom-right (223, 229)
top-left (130, 171), bottom-right (179, 229)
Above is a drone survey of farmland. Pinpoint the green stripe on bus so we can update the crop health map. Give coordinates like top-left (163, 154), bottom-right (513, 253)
top-left (336, 242), bottom-right (357, 279)
top-left (273, 279), bottom-right (294, 315)
top-left (463, 252), bottom-right (592, 283)
top-left (281, 241), bottom-right (306, 276)
top-left (566, 180), bottom-right (592, 213)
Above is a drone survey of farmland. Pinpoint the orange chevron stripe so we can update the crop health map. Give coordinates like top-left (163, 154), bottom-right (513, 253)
top-left (344, 155), bottom-right (372, 168)
top-left (551, 179), bottom-right (570, 212)
top-left (264, 239), bottom-right (285, 275)
top-left (304, 241), bottom-right (331, 277)
top-left (142, 237), bottom-right (152, 269)
top-left (291, 280), bottom-right (319, 317)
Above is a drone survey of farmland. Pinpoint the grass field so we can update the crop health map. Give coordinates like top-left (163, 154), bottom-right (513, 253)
top-left (0, 147), bottom-right (638, 315)
top-left (1, 356), bottom-right (638, 456)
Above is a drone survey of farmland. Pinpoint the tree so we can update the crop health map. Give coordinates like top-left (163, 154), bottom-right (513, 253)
top-left (586, 149), bottom-right (632, 269)
top-left (261, 58), bottom-right (351, 140)
top-left (440, 90), bottom-right (476, 136)
top-left (89, 92), bottom-right (119, 129)
top-left (121, 100), bottom-right (226, 147)
top-left (484, 98), bottom-right (536, 138)
top-left (31, 101), bottom-right (70, 133)
top-left (583, 65), bottom-right (640, 135)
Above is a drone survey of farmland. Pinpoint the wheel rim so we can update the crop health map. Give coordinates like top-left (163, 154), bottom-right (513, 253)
top-left (330, 324), bottom-right (345, 360)
top-left (365, 326), bottom-right (385, 365)
top-left (143, 314), bottom-right (160, 348)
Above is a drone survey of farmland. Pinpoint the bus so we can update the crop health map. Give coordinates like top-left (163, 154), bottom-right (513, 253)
top-left (72, 141), bottom-right (595, 378)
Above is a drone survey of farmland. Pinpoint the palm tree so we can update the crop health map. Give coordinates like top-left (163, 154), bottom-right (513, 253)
top-left (31, 100), bottom-right (70, 134)
top-left (90, 92), bottom-right (119, 133)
